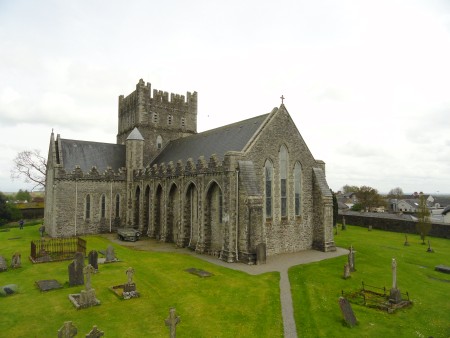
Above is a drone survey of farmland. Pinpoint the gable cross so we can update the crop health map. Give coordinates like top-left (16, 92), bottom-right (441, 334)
top-left (280, 95), bottom-right (285, 104)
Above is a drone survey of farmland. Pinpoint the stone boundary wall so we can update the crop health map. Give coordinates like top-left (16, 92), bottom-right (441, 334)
top-left (337, 211), bottom-right (450, 239)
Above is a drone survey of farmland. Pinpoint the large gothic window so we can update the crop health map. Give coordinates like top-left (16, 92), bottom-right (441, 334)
top-left (294, 162), bottom-right (302, 216)
top-left (101, 194), bottom-right (106, 219)
top-left (85, 194), bottom-right (91, 220)
top-left (265, 160), bottom-right (273, 218)
top-left (279, 145), bottom-right (288, 217)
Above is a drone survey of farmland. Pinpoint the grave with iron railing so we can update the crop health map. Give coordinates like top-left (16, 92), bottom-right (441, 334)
top-left (30, 237), bottom-right (86, 263)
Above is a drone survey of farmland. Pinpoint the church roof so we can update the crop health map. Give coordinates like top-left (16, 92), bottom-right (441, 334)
top-left (151, 113), bottom-right (269, 165)
top-left (60, 139), bottom-right (126, 172)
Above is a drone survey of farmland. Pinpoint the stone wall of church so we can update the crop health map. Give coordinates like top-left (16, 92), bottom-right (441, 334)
top-left (244, 106), bottom-right (329, 255)
top-left (46, 175), bottom-right (127, 238)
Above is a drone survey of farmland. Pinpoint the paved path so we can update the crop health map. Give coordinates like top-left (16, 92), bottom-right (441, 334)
top-left (103, 234), bottom-right (348, 337)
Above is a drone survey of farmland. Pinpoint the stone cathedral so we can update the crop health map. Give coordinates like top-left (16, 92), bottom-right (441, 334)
top-left (44, 79), bottom-right (335, 263)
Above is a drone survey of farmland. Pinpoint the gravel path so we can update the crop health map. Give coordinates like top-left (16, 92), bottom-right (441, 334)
top-left (103, 234), bottom-right (348, 337)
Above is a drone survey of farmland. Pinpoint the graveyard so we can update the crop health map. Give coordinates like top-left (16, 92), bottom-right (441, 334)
top-left (0, 224), bottom-right (449, 337)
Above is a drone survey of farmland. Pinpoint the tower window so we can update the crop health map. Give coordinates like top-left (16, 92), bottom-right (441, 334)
top-left (157, 135), bottom-right (162, 149)
top-left (181, 117), bottom-right (186, 128)
top-left (152, 112), bottom-right (158, 124)
top-left (167, 115), bottom-right (173, 125)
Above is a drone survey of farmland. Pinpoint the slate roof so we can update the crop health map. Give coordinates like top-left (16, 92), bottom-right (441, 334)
top-left (60, 139), bottom-right (126, 173)
top-left (151, 113), bottom-right (269, 165)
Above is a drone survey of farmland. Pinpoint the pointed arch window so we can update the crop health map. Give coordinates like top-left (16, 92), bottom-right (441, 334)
top-left (156, 135), bottom-right (162, 149)
top-left (279, 145), bottom-right (288, 217)
top-left (101, 194), bottom-right (106, 218)
top-left (115, 194), bottom-right (120, 218)
top-left (85, 194), bottom-right (91, 219)
top-left (294, 162), bottom-right (302, 216)
top-left (265, 160), bottom-right (273, 218)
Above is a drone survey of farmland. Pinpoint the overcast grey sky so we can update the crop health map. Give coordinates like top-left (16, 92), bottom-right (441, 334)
top-left (1, 0), bottom-right (449, 194)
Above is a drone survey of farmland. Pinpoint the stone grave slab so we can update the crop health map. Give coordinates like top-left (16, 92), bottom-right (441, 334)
top-left (435, 265), bottom-right (450, 274)
top-left (36, 279), bottom-right (63, 291)
top-left (185, 268), bottom-right (213, 278)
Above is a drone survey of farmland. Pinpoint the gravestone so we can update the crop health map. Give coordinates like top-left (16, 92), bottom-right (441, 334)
top-left (0, 255), bottom-right (7, 272)
top-left (69, 264), bottom-right (100, 309)
top-left (368, 225), bottom-right (372, 231)
top-left (88, 250), bottom-right (98, 271)
top-left (105, 245), bottom-right (116, 262)
top-left (338, 297), bottom-right (357, 327)
top-left (68, 252), bottom-right (85, 287)
top-left (0, 284), bottom-right (18, 296)
top-left (256, 243), bottom-right (266, 265)
top-left (11, 252), bottom-right (21, 268)
top-left (35, 279), bottom-right (62, 291)
top-left (343, 263), bottom-right (351, 279)
top-left (342, 216), bottom-right (346, 230)
top-left (57, 321), bottom-right (77, 338)
top-left (348, 246), bottom-right (355, 272)
top-left (389, 258), bottom-right (402, 304)
top-left (404, 234), bottom-right (410, 246)
top-left (427, 240), bottom-right (434, 253)
top-left (165, 307), bottom-right (180, 338)
top-left (86, 325), bottom-right (104, 338)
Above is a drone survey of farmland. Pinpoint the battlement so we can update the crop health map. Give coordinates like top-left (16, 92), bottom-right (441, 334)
top-left (134, 154), bottom-right (226, 179)
top-left (119, 79), bottom-right (197, 113)
top-left (55, 166), bottom-right (127, 181)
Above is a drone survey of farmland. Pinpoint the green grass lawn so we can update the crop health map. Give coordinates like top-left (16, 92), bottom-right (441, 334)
top-left (290, 225), bottom-right (450, 338)
top-left (0, 225), bottom-right (282, 337)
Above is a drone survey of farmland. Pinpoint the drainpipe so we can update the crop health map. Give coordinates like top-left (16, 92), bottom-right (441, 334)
top-left (74, 179), bottom-right (78, 236)
top-left (109, 180), bottom-right (113, 233)
top-left (236, 170), bottom-right (239, 261)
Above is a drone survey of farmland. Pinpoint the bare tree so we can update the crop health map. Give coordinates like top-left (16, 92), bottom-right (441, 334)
top-left (387, 187), bottom-right (404, 200)
top-left (10, 150), bottom-right (47, 191)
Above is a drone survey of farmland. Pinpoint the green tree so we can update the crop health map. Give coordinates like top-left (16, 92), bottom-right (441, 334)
top-left (342, 185), bottom-right (359, 194)
top-left (0, 192), bottom-right (21, 225)
top-left (15, 189), bottom-right (31, 202)
top-left (355, 185), bottom-right (384, 211)
top-left (416, 193), bottom-right (431, 244)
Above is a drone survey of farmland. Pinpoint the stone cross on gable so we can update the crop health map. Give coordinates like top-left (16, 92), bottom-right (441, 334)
top-left (165, 307), bottom-right (180, 338)
top-left (280, 95), bottom-right (285, 104)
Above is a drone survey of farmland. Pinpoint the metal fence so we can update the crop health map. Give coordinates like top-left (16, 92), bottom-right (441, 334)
top-left (30, 237), bottom-right (86, 263)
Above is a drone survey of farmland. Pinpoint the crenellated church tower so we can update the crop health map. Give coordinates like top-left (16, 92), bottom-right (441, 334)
top-left (117, 79), bottom-right (198, 165)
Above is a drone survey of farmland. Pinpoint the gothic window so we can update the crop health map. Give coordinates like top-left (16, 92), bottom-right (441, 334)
top-left (265, 160), bottom-right (273, 218)
top-left (181, 117), bottom-right (186, 128)
top-left (167, 115), bottom-right (173, 125)
top-left (101, 194), bottom-right (106, 219)
top-left (157, 135), bottom-right (162, 149)
top-left (115, 194), bottom-right (120, 218)
top-left (294, 162), bottom-right (302, 216)
top-left (279, 145), bottom-right (288, 217)
top-left (85, 194), bottom-right (91, 220)
top-left (152, 112), bottom-right (158, 124)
